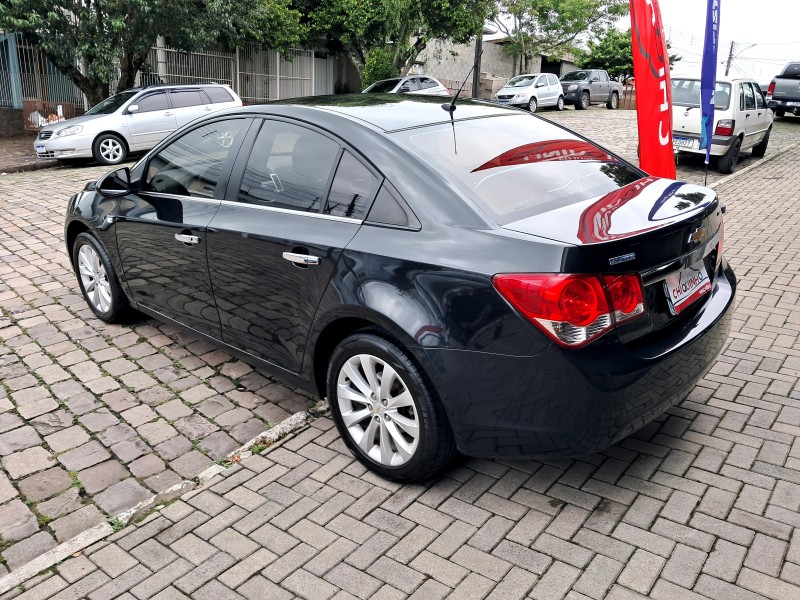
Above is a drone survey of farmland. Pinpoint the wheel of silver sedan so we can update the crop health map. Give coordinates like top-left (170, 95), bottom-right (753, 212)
top-left (100, 139), bottom-right (122, 162)
top-left (92, 133), bottom-right (127, 165)
top-left (77, 244), bottom-right (113, 313)
top-left (336, 354), bottom-right (420, 466)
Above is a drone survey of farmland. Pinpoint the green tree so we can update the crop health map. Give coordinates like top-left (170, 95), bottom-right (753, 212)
top-left (0, 0), bottom-right (306, 105)
top-left (303, 0), bottom-right (495, 78)
top-left (576, 28), bottom-right (682, 80)
top-left (491, 0), bottom-right (629, 75)
top-left (362, 47), bottom-right (399, 87)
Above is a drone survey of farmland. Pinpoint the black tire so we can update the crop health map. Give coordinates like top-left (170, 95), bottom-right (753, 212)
top-left (72, 232), bottom-right (131, 323)
top-left (775, 109), bottom-right (785, 118)
top-left (556, 96), bottom-right (565, 111)
top-left (752, 127), bottom-right (771, 158)
top-left (92, 133), bottom-right (127, 166)
top-left (327, 333), bottom-right (457, 482)
top-left (718, 137), bottom-right (741, 174)
top-left (577, 91), bottom-right (590, 110)
top-left (528, 97), bottom-right (538, 113)
top-left (606, 92), bottom-right (619, 110)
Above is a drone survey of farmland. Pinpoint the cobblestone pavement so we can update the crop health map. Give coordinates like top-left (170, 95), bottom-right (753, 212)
top-left (1, 112), bottom-right (800, 599)
top-left (0, 168), bottom-right (315, 573)
top-left (0, 136), bottom-right (56, 174)
top-left (542, 107), bottom-right (800, 187)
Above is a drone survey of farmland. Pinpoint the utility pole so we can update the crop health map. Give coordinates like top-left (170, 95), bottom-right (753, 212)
top-left (471, 33), bottom-right (482, 99)
top-left (725, 41), bottom-right (735, 76)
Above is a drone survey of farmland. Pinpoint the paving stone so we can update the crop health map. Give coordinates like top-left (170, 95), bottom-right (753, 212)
top-left (198, 431), bottom-right (240, 460)
top-left (145, 469), bottom-right (185, 493)
top-left (90, 543), bottom-right (138, 577)
top-left (58, 440), bottom-right (112, 471)
top-left (94, 478), bottom-right (152, 515)
top-left (174, 415), bottom-right (218, 440)
top-left (45, 425), bottom-right (90, 453)
top-left (79, 409), bottom-right (120, 432)
top-left (155, 434), bottom-right (192, 460)
top-left (1, 531), bottom-right (57, 570)
top-left (0, 498), bottom-right (38, 541)
top-left (229, 419), bottom-right (267, 443)
top-left (157, 399), bottom-right (193, 421)
top-left (171, 450), bottom-right (214, 478)
top-left (50, 504), bottom-right (106, 542)
top-left (0, 472), bottom-right (17, 503)
top-left (2, 446), bottom-right (54, 479)
top-left (78, 460), bottom-right (130, 494)
top-left (38, 487), bottom-right (83, 519)
top-left (129, 453), bottom-right (166, 478)
top-left (0, 425), bottom-right (42, 455)
top-left (111, 437), bottom-right (150, 463)
top-left (138, 419), bottom-right (179, 445)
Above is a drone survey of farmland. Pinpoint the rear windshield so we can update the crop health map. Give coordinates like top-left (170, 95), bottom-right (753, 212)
top-left (365, 79), bottom-right (401, 93)
top-left (392, 115), bottom-right (643, 225)
top-left (781, 63), bottom-right (800, 79)
top-left (561, 71), bottom-right (589, 82)
top-left (671, 79), bottom-right (732, 110)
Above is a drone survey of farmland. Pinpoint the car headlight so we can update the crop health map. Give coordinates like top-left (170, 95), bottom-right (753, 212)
top-left (567, 85), bottom-right (578, 91)
top-left (514, 93), bottom-right (527, 99)
top-left (55, 125), bottom-right (83, 137)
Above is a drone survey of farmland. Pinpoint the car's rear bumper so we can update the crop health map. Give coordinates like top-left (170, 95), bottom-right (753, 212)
top-left (416, 261), bottom-right (735, 458)
top-left (768, 98), bottom-right (800, 113)
top-left (671, 131), bottom-right (737, 157)
top-left (33, 135), bottom-right (94, 160)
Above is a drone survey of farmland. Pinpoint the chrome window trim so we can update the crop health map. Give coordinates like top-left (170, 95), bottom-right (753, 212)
top-left (217, 198), bottom-right (363, 224)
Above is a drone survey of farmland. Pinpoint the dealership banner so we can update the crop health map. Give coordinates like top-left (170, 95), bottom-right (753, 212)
top-left (700, 0), bottom-right (721, 163)
top-left (630, 0), bottom-right (676, 179)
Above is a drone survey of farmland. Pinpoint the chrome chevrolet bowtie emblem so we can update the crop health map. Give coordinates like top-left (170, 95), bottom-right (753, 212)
top-left (688, 226), bottom-right (707, 244)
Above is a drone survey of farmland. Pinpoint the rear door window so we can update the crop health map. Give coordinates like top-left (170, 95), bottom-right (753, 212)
top-left (419, 77), bottom-right (438, 90)
top-left (170, 90), bottom-right (206, 108)
top-left (743, 83), bottom-right (756, 110)
top-left (204, 87), bottom-right (235, 103)
top-left (324, 151), bottom-right (380, 219)
top-left (547, 74), bottom-right (559, 86)
top-left (136, 92), bottom-right (170, 113)
top-left (237, 120), bottom-right (340, 212)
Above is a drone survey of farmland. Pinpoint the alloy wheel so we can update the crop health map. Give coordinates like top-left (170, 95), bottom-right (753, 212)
top-left (99, 138), bottom-right (123, 163)
top-left (336, 353), bottom-right (420, 466)
top-left (77, 244), bottom-right (113, 313)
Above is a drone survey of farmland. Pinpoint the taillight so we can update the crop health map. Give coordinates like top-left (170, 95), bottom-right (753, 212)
top-left (492, 273), bottom-right (646, 348)
top-left (767, 81), bottom-right (776, 97)
top-left (715, 119), bottom-right (735, 136)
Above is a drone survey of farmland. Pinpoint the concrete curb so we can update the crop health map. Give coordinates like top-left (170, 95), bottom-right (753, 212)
top-left (709, 140), bottom-right (800, 190)
top-left (0, 401), bottom-right (327, 595)
top-left (0, 160), bottom-right (59, 175)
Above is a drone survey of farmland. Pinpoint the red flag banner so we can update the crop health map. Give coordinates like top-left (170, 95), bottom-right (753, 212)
top-left (630, 0), bottom-right (676, 179)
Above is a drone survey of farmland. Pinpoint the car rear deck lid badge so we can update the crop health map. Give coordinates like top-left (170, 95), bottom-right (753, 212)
top-left (688, 225), bottom-right (707, 244)
top-left (609, 252), bottom-right (636, 265)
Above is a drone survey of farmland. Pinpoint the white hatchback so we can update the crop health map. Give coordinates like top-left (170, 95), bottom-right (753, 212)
top-left (671, 76), bottom-right (772, 173)
top-left (362, 76), bottom-right (450, 96)
top-left (493, 73), bottom-right (565, 113)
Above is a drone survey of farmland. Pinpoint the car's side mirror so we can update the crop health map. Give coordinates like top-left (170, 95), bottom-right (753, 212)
top-left (590, 78), bottom-right (600, 83)
top-left (398, 86), bottom-right (410, 93)
top-left (536, 81), bottom-right (545, 88)
top-left (97, 167), bottom-right (132, 197)
top-left (127, 104), bottom-right (139, 114)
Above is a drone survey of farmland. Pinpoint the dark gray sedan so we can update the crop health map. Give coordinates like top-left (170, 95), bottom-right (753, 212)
top-left (64, 95), bottom-right (735, 482)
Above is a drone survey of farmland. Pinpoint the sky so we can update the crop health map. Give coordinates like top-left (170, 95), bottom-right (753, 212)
top-left (645, 0), bottom-right (800, 84)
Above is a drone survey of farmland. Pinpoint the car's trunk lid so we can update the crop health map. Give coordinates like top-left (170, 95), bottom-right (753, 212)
top-left (502, 177), bottom-right (724, 342)
top-left (672, 106), bottom-right (703, 136)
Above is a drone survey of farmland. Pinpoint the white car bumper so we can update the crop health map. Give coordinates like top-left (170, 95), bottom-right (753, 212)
top-left (33, 133), bottom-right (95, 160)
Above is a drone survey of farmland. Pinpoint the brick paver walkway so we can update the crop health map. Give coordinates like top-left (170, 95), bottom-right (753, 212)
top-left (1, 113), bottom-right (799, 599)
top-left (0, 135), bottom-right (55, 174)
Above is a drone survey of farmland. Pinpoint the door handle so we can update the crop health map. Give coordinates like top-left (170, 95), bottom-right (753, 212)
top-left (282, 252), bottom-right (320, 266)
top-left (164, 111), bottom-right (173, 116)
top-left (746, 113), bottom-right (750, 118)
top-left (175, 233), bottom-right (200, 245)
top-left (203, 106), bottom-right (213, 111)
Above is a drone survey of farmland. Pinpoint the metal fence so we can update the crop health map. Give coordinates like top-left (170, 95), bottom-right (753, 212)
top-left (1, 32), bottom-right (336, 132)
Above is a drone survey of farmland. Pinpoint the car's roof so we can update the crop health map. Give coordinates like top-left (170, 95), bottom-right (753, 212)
top-left (671, 74), bottom-right (756, 84)
top-left (128, 82), bottom-right (232, 93)
top-left (270, 94), bottom-right (514, 133)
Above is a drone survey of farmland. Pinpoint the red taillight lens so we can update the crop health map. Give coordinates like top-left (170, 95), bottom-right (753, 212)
top-left (604, 275), bottom-right (646, 323)
top-left (493, 273), bottom-right (645, 348)
top-left (715, 119), bottom-right (735, 136)
top-left (767, 81), bottom-right (776, 97)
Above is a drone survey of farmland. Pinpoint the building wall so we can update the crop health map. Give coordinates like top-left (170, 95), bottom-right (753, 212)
top-left (0, 108), bottom-right (24, 137)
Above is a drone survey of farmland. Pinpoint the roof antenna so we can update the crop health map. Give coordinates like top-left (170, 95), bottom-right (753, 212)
top-left (441, 35), bottom-right (485, 114)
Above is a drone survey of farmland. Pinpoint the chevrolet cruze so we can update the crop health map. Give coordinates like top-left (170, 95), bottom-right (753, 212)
top-left (64, 95), bottom-right (735, 481)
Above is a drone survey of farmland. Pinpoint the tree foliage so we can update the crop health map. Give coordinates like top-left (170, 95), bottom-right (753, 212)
top-left (576, 28), bottom-right (682, 80)
top-left (362, 47), bottom-right (399, 87)
top-left (491, 0), bottom-right (629, 74)
top-left (0, 0), bottom-right (306, 105)
top-left (302, 0), bottom-right (495, 77)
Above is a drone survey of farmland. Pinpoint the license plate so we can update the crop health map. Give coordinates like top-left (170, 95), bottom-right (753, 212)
top-left (787, 101), bottom-right (800, 107)
top-left (664, 261), bottom-right (712, 315)
top-left (35, 145), bottom-right (45, 153)
top-left (672, 137), bottom-right (696, 149)
top-left (498, 100), bottom-right (509, 105)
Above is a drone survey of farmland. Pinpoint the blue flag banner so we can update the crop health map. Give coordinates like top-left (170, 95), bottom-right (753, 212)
top-left (700, 0), bottom-right (721, 163)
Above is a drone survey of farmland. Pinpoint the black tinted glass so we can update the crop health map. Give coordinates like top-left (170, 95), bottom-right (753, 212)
top-left (366, 79), bottom-right (401, 93)
top-left (393, 115), bottom-right (643, 225)
top-left (743, 83), bottom-right (755, 110)
top-left (143, 119), bottom-right (246, 197)
top-left (782, 63), bottom-right (800, 79)
top-left (419, 78), bottom-right (437, 90)
top-left (136, 93), bottom-right (170, 112)
top-left (205, 87), bottom-right (234, 103)
top-left (238, 121), bottom-right (340, 212)
top-left (325, 152), bottom-right (379, 219)
top-left (171, 90), bottom-right (205, 108)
